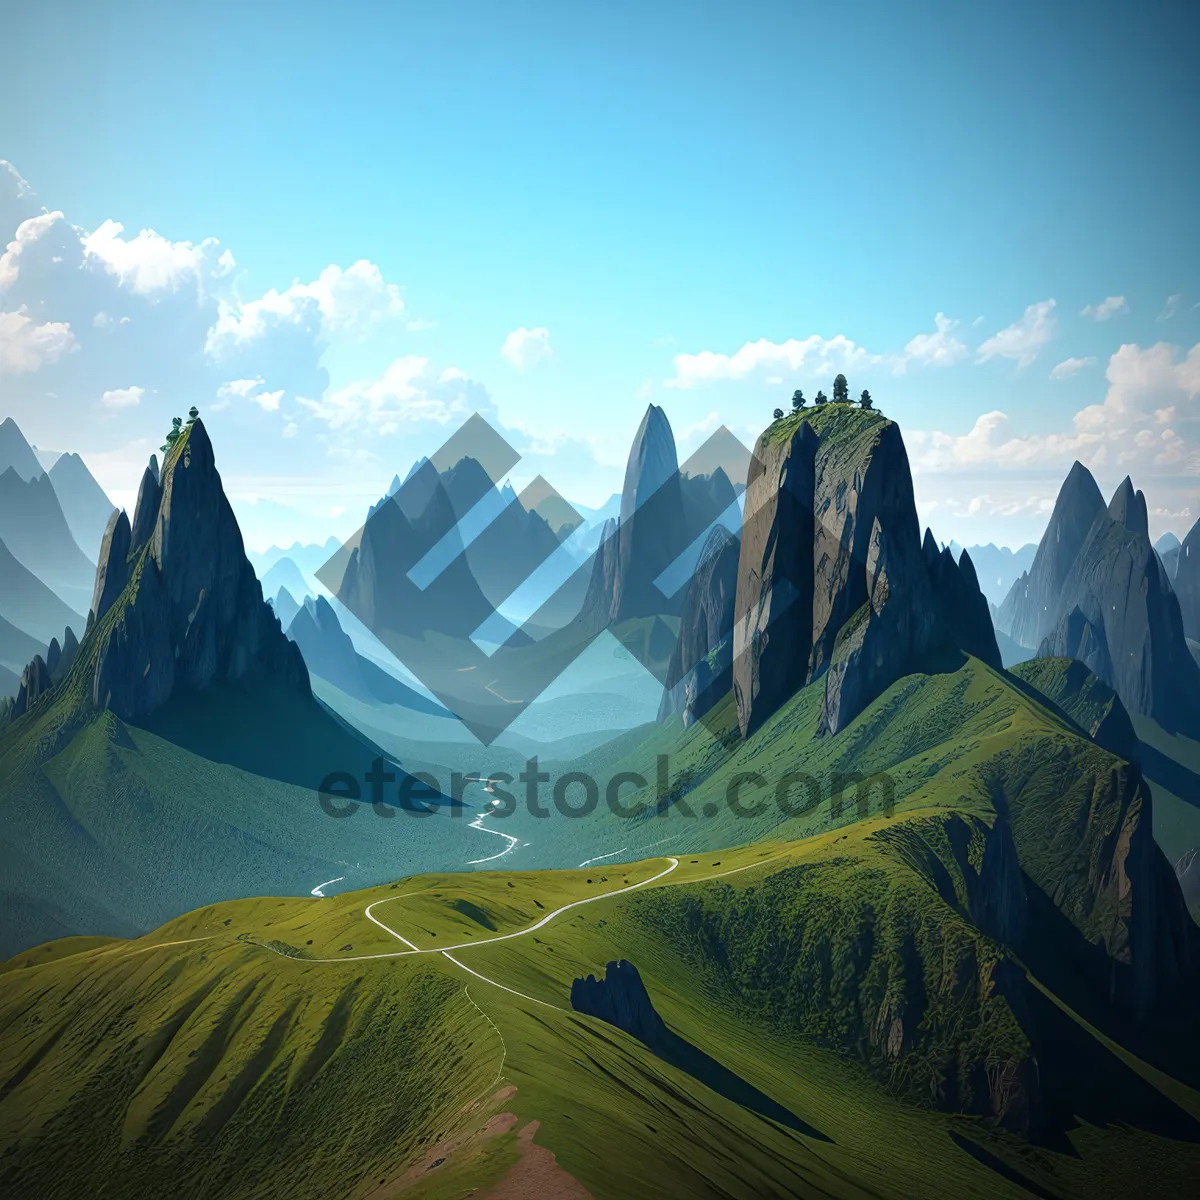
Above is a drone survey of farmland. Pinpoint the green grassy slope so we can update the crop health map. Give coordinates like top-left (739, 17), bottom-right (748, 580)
top-left (3, 835), bottom-right (1199, 1199)
top-left (0, 678), bottom-right (489, 959)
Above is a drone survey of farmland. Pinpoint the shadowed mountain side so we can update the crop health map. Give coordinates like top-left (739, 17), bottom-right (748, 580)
top-left (658, 525), bottom-right (739, 725)
top-left (571, 959), bottom-right (830, 1140)
top-left (0, 537), bottom-right (86, 647)
top-left (47, 451), bottom-right (117, 563)
top-left (285, 595), bottom-right (447, 716)
top-left (1175, 517), bottom-right (1200, 641)
top-left (1010, 657), bottom-right (1140, 763)
top-left (0, 469), bottom-right (95, 610)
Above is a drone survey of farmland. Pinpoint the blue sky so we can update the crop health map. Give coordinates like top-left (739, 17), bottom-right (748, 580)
top-left (2, 0), bottom-right (1197, 548)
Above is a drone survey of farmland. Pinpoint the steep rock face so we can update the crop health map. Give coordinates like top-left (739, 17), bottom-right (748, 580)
top-left (1174, 517), bottom-right (1200, 641)
top-left (732, 420), bottom-right (818, 735)
top-left (1049, 509), bottom-right (1200, 738)
top-left (658, 525), bottom-right (740, 724)
top-left (12, 655), bottom-right (52, 718)
top-left (91, 509), bottom-right (132, 622)
top-left (733, 409), bottom-right (999, 738)
top-left (128, 455), bottom-right (162, 550)
top-left (612, 404), bottom-right (686, 621)
top-left (997, 461), bottom-right (1107, 649)
top-left (88, 421), bottom-right (309, 721)
top-left (1108, 475), bottom-right (1149, 539)
top-left (927, 545), bottom-right (1002, 668)
top-left (571, 960), bottom-right (667, 1048)
top-left (1037, 605), bottom-right (1115, 686)
top-left (994, 746), bottom-right (1196, 1015)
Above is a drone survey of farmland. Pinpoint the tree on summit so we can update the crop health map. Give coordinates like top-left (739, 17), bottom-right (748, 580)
top-left (161, 416), bottom-right (184, 456)
top-left (815, 390), bottom-right (828, 406)
top-left (860, 389), bottom-right (874, 410)
top-left (187, 406), bottom-right (199, 425)
top-left (791, 389), bottom-right (806, 411)
top-left (773, 407), bottom-right (785, 421)
top-left (832, 373), bottom-right (850, 404)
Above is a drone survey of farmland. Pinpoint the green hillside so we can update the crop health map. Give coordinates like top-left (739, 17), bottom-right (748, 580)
top-left (0, 678), bottom-right (487, 958)
top-left (3, 831), bottom-right (1198, 1199)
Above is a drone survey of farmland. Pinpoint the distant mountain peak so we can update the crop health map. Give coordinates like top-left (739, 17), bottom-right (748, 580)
top-left (1107, 475), bottom-right (1149, 539)
top-left (0, 417), bottom-right (44, 482)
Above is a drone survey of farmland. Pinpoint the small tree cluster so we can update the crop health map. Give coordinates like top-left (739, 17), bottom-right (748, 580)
top-left (161, 408), bottom-right (200, 455)
top-left (779, 379), bottom-right (878, 418)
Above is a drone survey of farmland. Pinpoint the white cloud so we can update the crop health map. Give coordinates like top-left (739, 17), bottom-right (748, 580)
top-left (221, 377), bottom-right (264, 398)
top-left (667, 334), bottom-right (879, 389)
top-left (214, 376), bottom-right (282, 412)
top-left (894, 312), bottom-right (967, 374)
top-left (100, 385), bottom-right (145, 409)
top-left (82, 219), bottom-right (228, 294)
top-left (1080, 295), bottom-right (1128, 322)
top-left (501, 326), bottom-right (553, 371)
top-left (0, 211), bottom-right (65, 289)
top-left (914, 340), bottom-right (1200, 478)
top-left (205, 259), bottom-right (405, 354)
top-left (301, 355), bottom-right (487, 433)
top-left (1049, 356), bottom-right (1095, 380)
top-left (282, 422), bottom-right (298, 439)
top-left (1159, 293), bottom-right (1182, 321)
top-left (0, 306), bottom-right (76, 372)
top-left (976, 300), bottom-right (1057, 368)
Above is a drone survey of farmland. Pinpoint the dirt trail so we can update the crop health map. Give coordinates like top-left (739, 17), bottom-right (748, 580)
top-left (480, 1120), bottom-right (592, 1200)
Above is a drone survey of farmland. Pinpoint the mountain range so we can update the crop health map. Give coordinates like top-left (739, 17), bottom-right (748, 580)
top-left (996, 465), bottom-right (1200, 738)
top-left (3, 406), bottom-right (1200, 1199)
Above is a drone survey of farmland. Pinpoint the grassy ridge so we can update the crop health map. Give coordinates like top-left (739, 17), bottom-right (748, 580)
top-left (4, 832), bottom-right (1200, 1198)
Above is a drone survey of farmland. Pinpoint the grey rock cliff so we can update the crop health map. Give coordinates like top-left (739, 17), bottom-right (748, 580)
top-left (732, 409), bottom-right (1000, 739)
top-left (658, 525), bottom-right (740, 724)
top-left (88, 420), bottom-right (309, 721)
top-left (997, 461), bottom-right (1107, 649)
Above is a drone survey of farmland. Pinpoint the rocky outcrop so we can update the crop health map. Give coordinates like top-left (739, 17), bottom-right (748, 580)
top-left (732, 420), bottom-right (818, 735)
top-left (53, 625), bottom-right (79, 683)
top-left (571, 960), bottom-right (667, 1049)
top-left (1037, 606), bottom-right (1114, 688)
top-left (87, 421), bottom-right (309, 721)
top-left (1108, 475), bottom-right (1149, 539)
top-left (999, 468), bottom-right (1200, 739)
top-left (12, 654), bottom-right (52, 718)
top-left (996, 461), bottom-right (1107, 649)
top-left (732, 409), bottom-right (1000, 738)
top-left (1049, 497), bottom-right (1200, 738)
top-left (658, 525), bottom-right (740, 724)
top-left (927, 543), bottom-right (1002, 667)
top-left (612, 406), bottom-right (686, 621)
top-left (1175, 517), bottom-right (1200, 641)
top-left (91, 509), bottom-right (132, 622)
top-left (128, 455), bottom-right (162, 550)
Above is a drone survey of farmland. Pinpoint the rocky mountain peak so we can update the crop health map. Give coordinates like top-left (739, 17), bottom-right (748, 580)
top-left (997, 459), bottom-right (1107, 650)
top-left (1108, 475), bottom-right (1149, 539)
top-left (733, 408), bottom-right (999, 737)
top-left (82, 420), bottom-right (309, 721)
